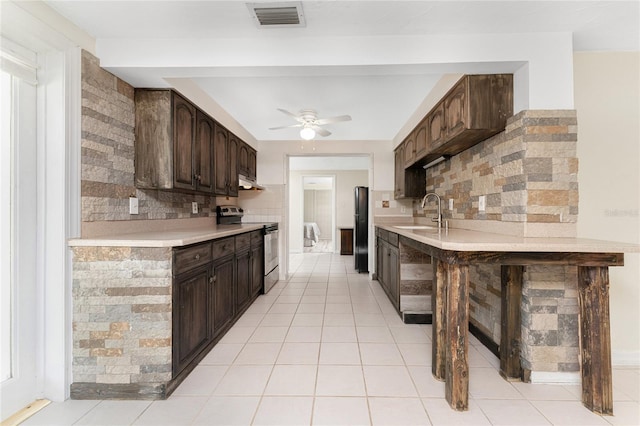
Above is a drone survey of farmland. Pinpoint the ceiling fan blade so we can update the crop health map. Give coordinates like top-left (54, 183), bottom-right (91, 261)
top-left (316, 115), bottom-right (352, 125)
top-left (269, 123), bottom-right (303, 130)
top-left (277, 108), bottom-right (305, 123)
top-left (313, 126), bottom-right (331, 137)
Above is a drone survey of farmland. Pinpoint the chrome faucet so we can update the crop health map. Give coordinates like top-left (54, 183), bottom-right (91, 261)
top-left (421, 192), bottom-right (442, 229)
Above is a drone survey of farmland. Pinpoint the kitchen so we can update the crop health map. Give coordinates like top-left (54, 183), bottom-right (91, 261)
top-left (1, 1), bottom-right (639, 425)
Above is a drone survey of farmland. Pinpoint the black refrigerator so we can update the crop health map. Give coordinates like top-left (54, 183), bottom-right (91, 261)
top-left (354, 186), bottom-right (369, 273)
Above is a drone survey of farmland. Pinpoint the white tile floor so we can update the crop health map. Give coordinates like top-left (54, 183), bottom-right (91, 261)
top-left (23, 253), bottom-right (640, 426)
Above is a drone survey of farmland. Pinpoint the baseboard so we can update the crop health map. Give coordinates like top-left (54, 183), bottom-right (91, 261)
top-left (529, 371), bottom-right (581, 385)
top-left (612, 351), bottom-right (640, 367)
top-left (468, 322), bottom-right (500, 358)
top-left (402, 312), bottom-right (432, 324)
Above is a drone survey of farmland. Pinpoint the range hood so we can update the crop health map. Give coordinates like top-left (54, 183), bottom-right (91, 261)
top-left (239, 174), bottom-right (264, 190)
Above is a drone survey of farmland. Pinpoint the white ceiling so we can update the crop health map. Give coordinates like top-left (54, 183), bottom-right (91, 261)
top-left (44, 1), bottom-right (639, 142)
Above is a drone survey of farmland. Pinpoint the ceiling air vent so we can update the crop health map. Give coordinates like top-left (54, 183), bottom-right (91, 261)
top-left (247, 2), bottom-right (306, 28)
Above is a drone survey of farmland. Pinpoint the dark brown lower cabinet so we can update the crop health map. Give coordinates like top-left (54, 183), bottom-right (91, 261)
top-left (172, 230), bottom-right (264, 378)
top-left (173, 265), bottom-right (211, 374)
top-left (340, 228), bottom-right (354, 255)
top-left (211, 254), bottom-right (235, 339)
top-left (235, 248), bottom-right (252, 312)
top-left (375, 229), bottom-right (400, 311)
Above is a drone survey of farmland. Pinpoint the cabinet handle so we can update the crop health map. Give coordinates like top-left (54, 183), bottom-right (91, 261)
top-left (209, 276), bottom-right (214, 284)
top-left (195, 254), bottom-right (200, 260)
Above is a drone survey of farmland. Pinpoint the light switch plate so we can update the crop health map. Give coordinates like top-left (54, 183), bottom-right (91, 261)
top-left (192, 202), bottom-right (198, 214)
top-left (449, 199), bottom-right (454, 210)
top-left (478, 195), bottom-right (486, 212)
top-left (129, 197), bottom-right (138, 215)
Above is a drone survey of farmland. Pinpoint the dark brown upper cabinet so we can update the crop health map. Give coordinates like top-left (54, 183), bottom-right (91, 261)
top-left (414, 118), bottom-right (428, 161)
top-left (135, 89), bottom-right (214, 194)
top-left (427, 102), bottom-right (446, 152)
top-left (423, 74), bottom-right (513, 164)
top-left (394, 74), bottom-right (512, 197)
top-left (247, 147), bottom-right (257, 181)
top-left (213, 124), bottom-right (239, 197)
top-left (238, 141), bottom-right (258, 181)
top-left (194, 110), bottom-right (215, 193)
top-left (135, 88), bottom-right (256, 198)
top-left (403, 130), bottom-right (416, 168)
top-left (394, 143), bottom-right (425, 199)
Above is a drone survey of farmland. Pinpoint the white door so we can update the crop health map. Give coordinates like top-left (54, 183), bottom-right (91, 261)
top-left (0, 45), bottom-right (40, 420)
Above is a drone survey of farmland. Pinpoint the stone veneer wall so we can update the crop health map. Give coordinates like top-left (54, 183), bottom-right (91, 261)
top-left (425, 110), bottom-right (580, 375)
top-left (81, 50), bottom-right (216, 224)
top-left (72, 246), bottom-right (173, 390)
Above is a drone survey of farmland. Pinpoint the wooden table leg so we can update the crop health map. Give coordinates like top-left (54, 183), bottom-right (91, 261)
top-left (500, 265), bottom-right (523, 381)
top-left (445, 263), bottom-right (469, 411)
top-left (577, 266), bottom-right (613, 415)
top-left (432, 259), bottom-right (446, 381)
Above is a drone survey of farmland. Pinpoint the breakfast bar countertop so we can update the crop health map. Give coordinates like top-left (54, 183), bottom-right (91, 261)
top-left (67, 223), bottom-right (266, 248)
top-left (375, 221), bottom-right (639, 415)
top-left (375, 223), bottom-right (640, 254)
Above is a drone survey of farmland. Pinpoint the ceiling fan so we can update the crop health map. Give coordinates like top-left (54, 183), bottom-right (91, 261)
top-left (269, 108), bottom-right (352, 140)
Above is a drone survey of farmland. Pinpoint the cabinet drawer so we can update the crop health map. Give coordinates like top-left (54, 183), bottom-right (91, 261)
top-left (388, 232), bottom-right (399, 247)
top-left (235, 233), bottom-right (251, 251)
top-left (174, 243), bottom-right (212, 275)
top-left (212, 237), bottom-right (235, 258)
top-left (378, 228), bottom-right (389, 242)
top-left (250, 230), bottom-right (263, 246)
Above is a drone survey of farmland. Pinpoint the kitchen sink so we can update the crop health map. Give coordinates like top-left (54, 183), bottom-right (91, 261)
top-left (393, 225), bottom-right (437, 230)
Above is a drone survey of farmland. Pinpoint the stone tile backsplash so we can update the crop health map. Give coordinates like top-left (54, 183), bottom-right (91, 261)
top-left (81, 50), bottom-right (216, 225)
top-left (425, 110), bottom-right (578, 224)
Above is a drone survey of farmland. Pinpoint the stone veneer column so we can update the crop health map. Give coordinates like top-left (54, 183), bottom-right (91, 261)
top-left (71, 246), bottom-right (173, 399)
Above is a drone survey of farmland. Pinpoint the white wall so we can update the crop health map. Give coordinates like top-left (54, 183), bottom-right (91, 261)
top-left (258, 140), bottom-right (391, 189)
top-left (99, 32), bottom-right (575, 112)
top-left (574, 52), bottom-right (640, 364)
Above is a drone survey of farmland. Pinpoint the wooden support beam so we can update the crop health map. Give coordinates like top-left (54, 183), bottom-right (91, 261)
top-left (444, 263), bottom-right (470, 411)
top-left (432, 259), bottom-right (446, 381)
top-left (500, 265), bottom-right (524, 380)
top-left (577, 266), bottom-right (614, 415)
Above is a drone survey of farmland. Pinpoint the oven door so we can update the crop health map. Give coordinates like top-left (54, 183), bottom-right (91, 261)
top-left (264, 228), bottom-right (279, 274)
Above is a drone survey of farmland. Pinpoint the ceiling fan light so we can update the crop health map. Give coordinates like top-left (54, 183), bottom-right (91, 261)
top-left (300, 127), bottom-right (315, 140)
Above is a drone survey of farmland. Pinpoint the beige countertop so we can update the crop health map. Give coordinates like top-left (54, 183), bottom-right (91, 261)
top-left (376, 224), bottom-right (640, 253)
top-left (68, 223), bottom-right (266, 248)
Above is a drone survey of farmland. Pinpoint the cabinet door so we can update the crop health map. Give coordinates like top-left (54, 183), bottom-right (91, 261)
top-left (173, 94), bottom-right (196, 190)
top-left (212, 255), bottom-right (235, 337)
top-left (403, 133), bottom-right (415, 167)
top-left (247, 147), bottom-right (257, 181)
top-left (414, 118), bottom-right (428, 160)
top-left (388, 245), bottom-right (400, 309)
top-left (195, 111), bottom-right (215, 193)
top-left (251, 244), bottom-right (263, 296)
top-left (238, 142), bottom-right (249, 176)
top-left (428, 102), bottom-right (446, 150)
top-left (381, 241), bottom-right (390, 292)
top-left (174, 266), bottom-right (210, 374)
top-left (444, 77), bottom-right (469, 140)
top-left (235, 249), bottom-right (251, 312)
top-left (394, 146), bottom-right (405, 199)
top-left (213, 124), bottom-right (229, 195)
top-left (376, 237), bottom-right (384, 288)
top-left (227, 135), bottom-right (239, 197)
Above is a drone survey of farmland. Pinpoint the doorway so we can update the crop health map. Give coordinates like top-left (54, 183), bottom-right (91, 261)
top-left (287, 155), bottom-right (370, 275)
top-left (303, 175), bottom-right (335, 253)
